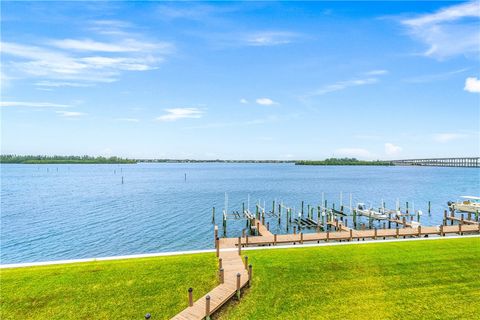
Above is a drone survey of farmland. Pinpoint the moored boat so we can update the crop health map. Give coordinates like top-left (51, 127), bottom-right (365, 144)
top-left (448, 196), bottom-right (480, 213)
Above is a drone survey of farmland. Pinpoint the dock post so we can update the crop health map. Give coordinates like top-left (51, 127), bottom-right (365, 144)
top-left (257, 221), bottom-right (260, 235)
top-left (402, 217), bottom-right (406, 227)
top-left (212, 207), bottom-right (215, 223)
top-left (440, 224), bottom-right (444, 237)
top-left (242, 229), bottom-right (246, 238)
top-left (293, 226), bottom-right (297, 235)
top-left (219, 268), bottom-right (224, 284)
top-left (267, 222), bottom-right (270, 231)
top-left (444, 210), bottom-right (447, 225)
top-left (205, 295), bottom-right (211, 319)
top-left (214, 226), bottom-right (218, 245)
top-left (188, 288), bottom-right (193, 307)
top-left (374, 228), bottom-right (377, 240)
top-left (274, 234), bottom-right (277, 245)
top-left (353, 209), bottom-right (357, 229)
top-left (450, 209), bottom-right (454, 225)
top-left (238, 237), bottom-right (241, 255)
top-left (406, 201), bottom-right (409, 214)
top-left (244, 256), bottom-right (248, 269)
top-left (218, 258), bottom-right (222, 270)
top-left (246, 235), bottom-right (249, 245)
top-left (388, 214), bottom-right (391, 229)
top-left (396, 227), bottom-right (399, 238)
top-left (459, 223), bottom-right (463, 235)
top-left (418, 225), bottom-right (421, 237)
top-left (301, 201), bottom-right (304, 217)
top-left (215, 237), bottom-right (220, 257)
top-left (272, 200), bottom-right (275, 215)
top-left (236, 273), bottom-right (241, 300)
top-left (349, 229), bottom-right (353, 241)
top-left (428, 201), bottom-right (431, 215)
top-left (326, 231), bottom-right (330, 242)
top-left (248, 264), bottom-right (253, 287)
top-left (461, 214), bottom-right (464, 225)
top-left (300, 232), bottom-right (303, 244)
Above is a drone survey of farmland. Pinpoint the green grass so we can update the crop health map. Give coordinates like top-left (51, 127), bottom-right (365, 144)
top-left (218, 238), bottom-right (480, 320)
top-left (1, 238), bottom-right (479, 320)
top-left (0, 254), bottom-right (217, 319)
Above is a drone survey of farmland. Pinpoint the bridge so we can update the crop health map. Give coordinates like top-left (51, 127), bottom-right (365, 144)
top-left (392, 157), bottom-right (479, 168)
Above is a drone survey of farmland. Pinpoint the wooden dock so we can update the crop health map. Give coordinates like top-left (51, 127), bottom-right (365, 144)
top-left (172, 210), bottom-right (479, 319)
top-left (172, 231), bottom-right (250, 319)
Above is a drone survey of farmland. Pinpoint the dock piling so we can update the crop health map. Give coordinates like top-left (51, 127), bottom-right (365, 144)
top-left (188, 288), bottom-right (193, 307)
top-left (219, 268), bottom-right (224, 284)
top-left (236, 273), bottom-right (241, 300)
top-left (205, 295), bottom-right (211, 319)
top-left (248, 264), bottom-right (253, 287)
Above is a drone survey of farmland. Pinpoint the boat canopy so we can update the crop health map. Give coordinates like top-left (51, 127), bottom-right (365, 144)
top-left (460, 196), bottom-right (480, 200)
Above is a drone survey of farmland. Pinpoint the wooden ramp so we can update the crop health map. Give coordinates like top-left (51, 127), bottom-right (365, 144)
top-left (172, 250), bottom-right (248, 320)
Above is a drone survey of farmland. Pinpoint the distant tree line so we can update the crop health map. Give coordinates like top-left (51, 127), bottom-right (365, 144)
top-left (0, 155), bottom-right (137, 164)
top-left (295, 158), bottom-right (393, 166)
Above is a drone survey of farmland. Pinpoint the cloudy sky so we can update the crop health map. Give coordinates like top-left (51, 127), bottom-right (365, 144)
top-left (1, 1), bottom-right (479, 160)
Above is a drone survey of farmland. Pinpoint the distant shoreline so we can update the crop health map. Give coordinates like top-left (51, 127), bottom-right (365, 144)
top-left (0, 155), bottom-right (391, 165)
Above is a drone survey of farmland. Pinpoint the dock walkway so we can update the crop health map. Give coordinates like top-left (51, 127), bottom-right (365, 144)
top-left (173, 213), bottom-right (479, 319)
top-left (172, 246), bottom-right (249, 319)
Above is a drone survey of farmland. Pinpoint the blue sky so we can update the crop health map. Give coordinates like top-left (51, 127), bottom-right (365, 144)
top-left (1, 1), bottom-right (479, 160)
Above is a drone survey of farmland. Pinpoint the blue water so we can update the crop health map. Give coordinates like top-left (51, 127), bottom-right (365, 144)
top-left (1, 163), bottom-right (479, 264)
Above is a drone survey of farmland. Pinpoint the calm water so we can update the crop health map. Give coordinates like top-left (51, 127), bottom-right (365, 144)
top-left (1, 163), bottom-right (479, 264)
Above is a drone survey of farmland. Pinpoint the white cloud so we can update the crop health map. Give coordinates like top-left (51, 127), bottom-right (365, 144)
top-left (245, 31), bottom-right (300, 46)
top-left (308, 77), bottom-right (378, 96)
top-left (256, 98), bottom-right (277, 106)
top-left (0, 21), bottom-right (174, 86)
top-left (366, 70), bottom-right (388, 76)
top-left (155, 108), bottom-right (204, 121)
top-left (35, 81), bottom-right (93, 88)
top-left (433, 133), bottom-right (468, 143)
top-left (240, 98), bottom-right (249, 104)
top-left (49, 38), bottom-right (168, 53)
top-left (384, 143), bottom-right (402, 156)
top-left (464, 77), bottom-right (480, 93)
top-left (114, 118), bottom-right (140, 122)
top-left (335, 148), bottom-right (372, 159)
top-left (0, 101), bottom-right (69, 108)
top-left (404, 68), bottom-right (469, 83)
top-left (401, 1), bottom-right (480, 59)
top-left (56, 111), bottom-right (86, 117)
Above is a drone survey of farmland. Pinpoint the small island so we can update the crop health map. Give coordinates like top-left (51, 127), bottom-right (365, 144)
top-left (295, 158), bottom-right (394, 166)
top-left (0, 155), bottom-right (136, 164)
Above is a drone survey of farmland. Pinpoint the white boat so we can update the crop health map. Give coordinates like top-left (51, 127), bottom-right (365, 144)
top-left (356, 203), bottom-right (388, 220)
top-left (448, 196), bottom-right (480, 213)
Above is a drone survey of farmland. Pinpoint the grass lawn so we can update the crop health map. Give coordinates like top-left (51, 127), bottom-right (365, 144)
top-left (218, 237), bottom-right (480, 320)
top-left (0, 254), bottom-right (217, 319)
top-left (1, 237), bottom-right (479, 319)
